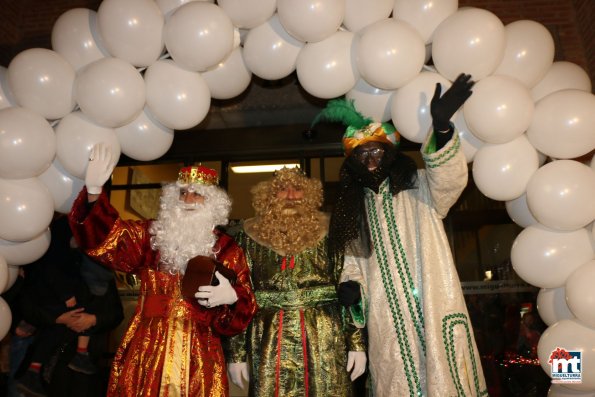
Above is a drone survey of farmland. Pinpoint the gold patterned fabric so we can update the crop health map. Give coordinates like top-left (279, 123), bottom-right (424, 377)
top-left (226, 232), bottom-right (365, 397)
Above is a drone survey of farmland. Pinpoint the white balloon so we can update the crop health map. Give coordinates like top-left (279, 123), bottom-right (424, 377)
top-left (472, 135), bottom-right (540, 201)
top-left (548, 384), bottom-right (595, 397)
top-left (537, 287), bottom-right (575, 327)
top-left (5, 265), bottom-right (19, 291)
top-left (526, 160), bottom-right (595, 231)
top-left (356, 19), bottom-right (425, 90)
top-left (75, 57), bottom-right (145, 128)
top-left (116, 107), bottom-right (174, 161)
top-left (55, 111), bottom-right (121, 179)
top-left (51, 8), bottom-right (108, 71)
top-left (243, 14), bottom-right (304, 81)
top-left (493, 20), bottom-right (555, 88)
top-left (343, 0), bottom-right (393, 33)
top-left (0, 256), bottom-right (7, 294)
top-left (277, 0), bottom-right (344, 43)
top-left (390, 71), bottom-right (451, 143)
top-left (511, 225), bottom-right (594, 288)
top-left (432, 8), bottom-right (506, 81)
top-left (296, 31), bottom-right (359, 99)
top-left (346, 79), bottom-right (394, 122)
top-left (0, 107), bottom-right (56, 179)
top-left (505, 193), bottom-right (538, 228)
top-left (463, 75), bottom-right (534, 144)
top-left (532, 62), bottom-right (592, 102)
top-left (0, 229), bottom-right (50, 266)
top-left (157, 0), bottom-right (212, 19)
top-left (527, 90), bottom-right (595, 159)
top-left (565, 260), bottom-right (595, 328)
top-left (164, 2), bottom-right (234, 71)
top-left (454, 111), bottom-right (485, 163)
top-left (538, 320), bottom-right (595, 391)
top-left (201, 47), bottom-right (252, 100)
top-left (97, 0), bottom-right (164, 67)
top-left (7, 48), bottom-right (76, 120)
top-left (0, 297), bottom-right (11, 340)
top-left (0, 178), bottom-right (54, 242)
top-left (145, 59), bottom-right (211, 130)
top-left (218, 0), bottom-right (276, 29)
top-left (393, 0), bottom-right (458, 43)
top-left (38, 158), bottom-right (85, 213)
top-left (0, 66), bottom-right (16, 110)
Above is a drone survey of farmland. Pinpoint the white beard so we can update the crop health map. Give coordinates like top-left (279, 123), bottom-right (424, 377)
top-left (149, 183), bottom-right (231, 274)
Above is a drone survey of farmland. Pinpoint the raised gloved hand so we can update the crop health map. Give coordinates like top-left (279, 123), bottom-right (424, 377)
top-left (430, 73), bottom-right (474, 132)
top-left (228, 362), bottom-right (249, 390)
top-left (195, 271), bottom-right (238, 308)
top-left (346, 351), bottom-right (367, 381)
top-left (85, 143), bottom-right (116, 195)
top-left (338, 280), bottom-right (361, 306)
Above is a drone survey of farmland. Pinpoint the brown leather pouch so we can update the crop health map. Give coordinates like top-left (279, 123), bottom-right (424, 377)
top-left (181, 255), bottom-right (237, 301)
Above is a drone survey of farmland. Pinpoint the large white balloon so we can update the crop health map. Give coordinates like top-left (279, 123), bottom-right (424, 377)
top-left (0, 67), bottom-right (16, 110)
top-left (51, 8), bottom-right (108, 72)
top-left (393, 0), bottom-right (458, 43)
top-left (0, 297), bottom-right (11, 340)
top-left (505, 193), bottom-right (538, 228)
top-left (277, 0), bottom-right (344, 43)
top-left (454, 111), bottom-right (485, 163)
top-left (145, 59), bottom-right (211, 130)
top-left (243, 14), bottom-right (304, 81)
top-left (472, 135), bottom-right (540, 201)
top-left (0, 107), bottom-right (56, 179)
top-left (527, 90), bottom-right (595, 159)
top-left (432, 8), bottom-right (506, 81)
top-left (511, 225), bottom-right (594, 288)
top-left (156, 0), bottom-right (213, 19)
top-left (343, 0), bottom-right (393, 33)
top-left (7, 48), bottom-right (76, 120)
top-left (201, 47), bottom-right (251, 100)
top-left (565, 260), bottom-right (595, 329)
top-left (55, 111), bottom-right (121, 179)
top-left (164, 2), bottom-right (234, 72)
top-left (356, 19), bottom-right (425, 90)
top-left (75, 57), bottom-right (145, 128)
top-left (346, 79), bottom-right (394, 123)
top-left (38, 158), bottom-right (85, 213)
top-left (538, 320), bottom-right (595, 391)
top-left (531, 62), bottom-right (592, 102)
top-left (218, 0), bottom-right (276, 29)
top-left (548, 384), bottom-right (595, 397)
top-left (96, 0), bottom-right (164, 67)
top-left (463, 75), bottom-right (534, 144)
top-left (493, 20), bottom-right (555, 88)
top-left (526, 160), bottom-right (595, 231)
top-left (296, 31), bottom-right (359, 99)
top-left (0, 256), bottom-right (7, 294)
top-left (0, 178), bottom-right (54, 242)
top-left (537, 287), bottom-right (575, 327)
top-left (116, 107), bottom-right (174, 161)
top-left (390, 71), bottom-right (451, 143)
top-left (0, 229), bottom-right (51, 266)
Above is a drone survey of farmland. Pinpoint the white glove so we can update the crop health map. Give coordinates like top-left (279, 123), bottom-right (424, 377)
top-left (347, 351), bottom-right (366, 381)
top-left (86, 143), bottom-right (116, 195)
top-left (195, 271), bottom-right (238, 308)
top-left (227, 362), bottom-right (249, 390)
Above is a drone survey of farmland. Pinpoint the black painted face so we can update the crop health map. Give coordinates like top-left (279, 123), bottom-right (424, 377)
top-left (352, 142), bottom-right (386, 172)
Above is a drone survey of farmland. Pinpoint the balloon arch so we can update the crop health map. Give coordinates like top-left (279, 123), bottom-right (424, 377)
top-left (0, 0), bottom-right (594, 393)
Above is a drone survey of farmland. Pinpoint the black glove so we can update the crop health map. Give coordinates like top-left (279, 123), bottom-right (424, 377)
top-left (338, 280), bottom-right (361, 306)
top-left (430, 73), bottom-right (474, 132)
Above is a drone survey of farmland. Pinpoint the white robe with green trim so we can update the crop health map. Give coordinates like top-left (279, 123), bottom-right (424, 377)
top-left (341, 133), bottom-right (487, 397)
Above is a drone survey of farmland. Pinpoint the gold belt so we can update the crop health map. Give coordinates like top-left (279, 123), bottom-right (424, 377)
top-left (255, 285), bottom-right (337, 309)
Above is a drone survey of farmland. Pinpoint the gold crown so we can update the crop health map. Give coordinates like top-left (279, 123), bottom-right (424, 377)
top-left (177, 166), bottom-right (219, 186)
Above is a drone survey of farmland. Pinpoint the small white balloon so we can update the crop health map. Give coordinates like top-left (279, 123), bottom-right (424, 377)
top-left (243, 14), bottom-right (304, 81)
top-left (201, 47), bottom-right (252, 100)
top-left (0, 178), bottom-right (54, 242)
top-left (393, 0), bottom-right (458, 44)
top-left (565, 260), bottom-right (595, 328)
top-left (454, 111), bottom-right (485, 163)
top-left (157, 0), bottom-right (212, 19)
top-left (116, 107), bottom-right (174, 161)
top-left (531, 61), bottom-right (592, 102)
top-left (432, 8), bottom-right (506, 81)
top-left (548, 384), bottom-right (595, 397)
top-left (97, 0), bottom-right (164, 67)
top-left (526, 160), bottom-right (595, 231)
top-left (343, 0), bottom-right (393, 33)
top-left (296, 31), bottom-right (359, 99)
top-left (356, 19), bottom-right (425, 90)
top-left (511, 225), bottom-right (594, 288)
top-left (537, 287), bottom-right (575, 327)
top-left (277, 0), bottom-right (344, 43)
top-left (5, 265), bottom-right (19, 291)
top-left (0, 107), bottom-right (56, 179)
top-left (0, 297), bottom-right (11, 340)
top-left (145, 59), bottom-right (211, 130)
top-left (0, 256), bottom-right (7, 294)
top-left (218, 0), bottom-right (276, 29)
top-left (38, 158), bottom-right (85, 214)
top-left (505, 193), bottom-right (538, 228)
top-left (0, 66), bottom-right (16, 110)
top-left (0, 229), bottom-right (51, 266)
top-left (7, 48), bottom-right (76, 120)
top-left (55, 111), bottom-right (121, 179)
top-left (346, 79), bottom-right (394, 122)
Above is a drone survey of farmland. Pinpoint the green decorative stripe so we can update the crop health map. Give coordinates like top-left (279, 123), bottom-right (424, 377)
top-left (441, 313), bottom-right (488, 397)
top-left (423, 133), bottom-right (461, 169)
top-left (367, 198), bottom-right (421, 397)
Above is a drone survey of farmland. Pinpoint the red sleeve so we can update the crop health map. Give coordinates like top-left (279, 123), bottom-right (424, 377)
top-left (68, 187), bottom-right (120, 249)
